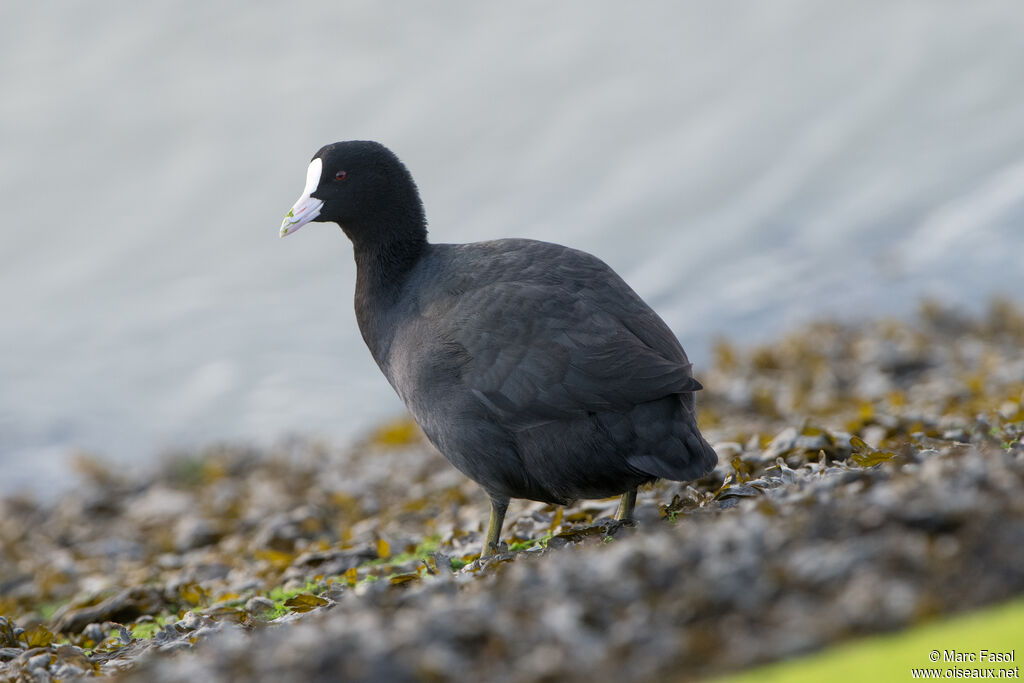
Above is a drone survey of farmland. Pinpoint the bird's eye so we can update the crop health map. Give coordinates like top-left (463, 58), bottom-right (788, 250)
top-left (334, 171), bottom-right (348, 181)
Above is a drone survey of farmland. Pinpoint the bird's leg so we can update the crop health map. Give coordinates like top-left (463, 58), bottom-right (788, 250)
top-left (615, 488), bottom-right (637, 521)
top-left (482, 496), bottom-right (509, 557)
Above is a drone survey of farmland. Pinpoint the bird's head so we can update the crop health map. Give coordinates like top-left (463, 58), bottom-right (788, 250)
top-left (280, 140), bottom-right (425, 241)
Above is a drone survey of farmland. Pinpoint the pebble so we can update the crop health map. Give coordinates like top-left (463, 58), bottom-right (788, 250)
top-left (82, 623), bottom-right (105, 644)
top-left (173, 612), bottom-right (204, 633)
top-left (244, 597), bottom-right (275, 615)
top-left (27, 653), bottom-right (50, 670)
top-left (174, 517), bottom-right (220, 552)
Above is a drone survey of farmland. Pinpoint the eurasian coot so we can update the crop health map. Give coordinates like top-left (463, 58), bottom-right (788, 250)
top-left (281, 141), bottom-right (717, 555)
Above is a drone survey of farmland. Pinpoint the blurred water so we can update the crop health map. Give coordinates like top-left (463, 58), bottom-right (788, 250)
top-left (2, 1), bottom-right (1023, 495)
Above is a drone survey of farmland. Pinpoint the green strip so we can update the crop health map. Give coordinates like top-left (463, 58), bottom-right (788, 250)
top-left (709, 598), bottom-right (1024, 683)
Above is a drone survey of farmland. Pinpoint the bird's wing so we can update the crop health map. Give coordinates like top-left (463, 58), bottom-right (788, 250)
top-left (427, 277), bottom-right (700, 429)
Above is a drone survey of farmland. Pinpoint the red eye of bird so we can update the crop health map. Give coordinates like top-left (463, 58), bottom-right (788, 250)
top-left (335, 171), bottom-right (348, 181)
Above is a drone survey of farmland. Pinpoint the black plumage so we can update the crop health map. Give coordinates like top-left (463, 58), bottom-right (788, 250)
top-left (281, 140), bottom-right (717, 554)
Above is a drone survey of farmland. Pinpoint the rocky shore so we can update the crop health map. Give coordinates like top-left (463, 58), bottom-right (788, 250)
top-left (2, 299), bottom-right (1022, 682)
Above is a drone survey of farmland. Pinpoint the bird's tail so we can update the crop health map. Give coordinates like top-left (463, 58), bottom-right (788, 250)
top-left (625, 415), bottom-right (718, 483)
top-left (683, 429), bottom-right (718, 480)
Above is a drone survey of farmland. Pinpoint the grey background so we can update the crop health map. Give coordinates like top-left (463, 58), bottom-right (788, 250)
top-left (2, 1), bottom-right (1023, 494)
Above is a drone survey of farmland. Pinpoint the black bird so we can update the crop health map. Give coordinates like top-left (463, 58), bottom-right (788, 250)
top-left (281, 141), bottom-right (717, 555)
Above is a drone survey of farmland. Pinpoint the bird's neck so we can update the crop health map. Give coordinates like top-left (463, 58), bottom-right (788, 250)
top-left (352, 230), bottom-right (427, 301)
top-left (351, 228), bottom-right (428, 367)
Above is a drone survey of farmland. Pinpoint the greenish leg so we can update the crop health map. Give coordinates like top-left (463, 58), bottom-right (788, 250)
top-left (615, 488), bottom-right (637, 521)
top-left (482, 497), bottom-right (509, 557)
